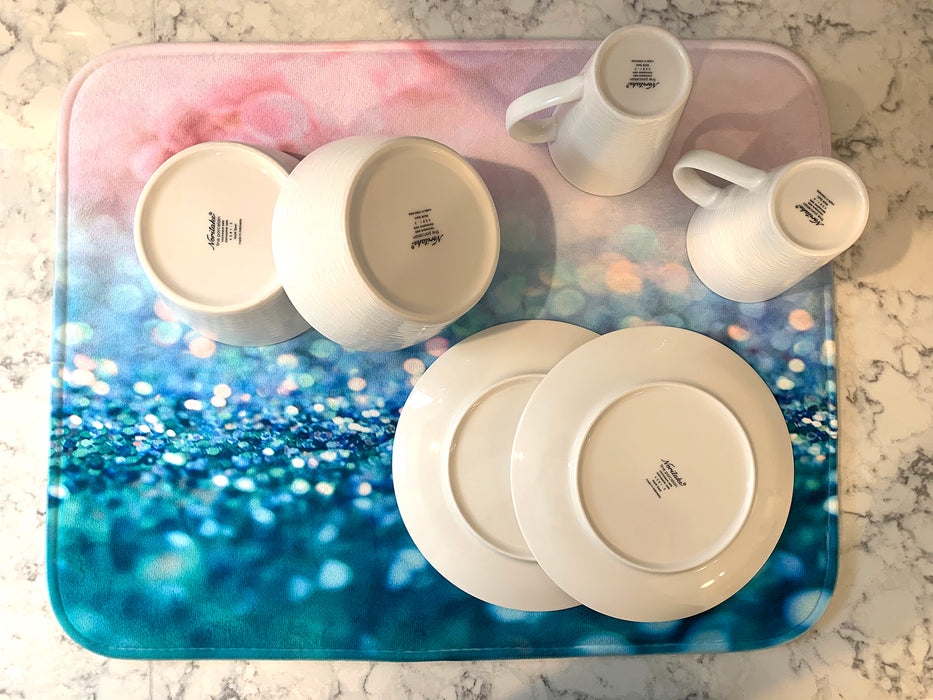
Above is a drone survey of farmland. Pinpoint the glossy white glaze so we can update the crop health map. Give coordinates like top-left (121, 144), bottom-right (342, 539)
top-left (272, 135), bottom-right (499, 351)
top-left (393, 320), bottom-right (596, 610)
top-left (511, 327), bottom-right (793, 622)
top-left (135, 141), bottom-right (309, 345)
top-left (507, 25), bottom-right (692, 196)
top-left (675, 150), bottom-right (870, 303)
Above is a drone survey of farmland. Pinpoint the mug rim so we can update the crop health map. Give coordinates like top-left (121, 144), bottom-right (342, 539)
top-left (767, 156), bottom-right (870, 256)
top-left (591, 24), bottom-right (694, 122)
top-left (134, 141), bottom-right (294, 317)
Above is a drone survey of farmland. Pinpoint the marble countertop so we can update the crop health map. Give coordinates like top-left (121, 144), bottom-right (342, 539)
top-left (2, 0), bottom-right (931, 698)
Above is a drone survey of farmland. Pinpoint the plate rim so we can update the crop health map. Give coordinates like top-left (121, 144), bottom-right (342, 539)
top-left (510, 325), bottom-right (794, 622)
top-left (392, 319), bottom-right (599, 611)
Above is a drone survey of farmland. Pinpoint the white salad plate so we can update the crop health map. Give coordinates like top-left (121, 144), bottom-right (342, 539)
top-left (392, 320), bottom-right (597, 610)
top-left (511, 326), bottom-right (794, 622)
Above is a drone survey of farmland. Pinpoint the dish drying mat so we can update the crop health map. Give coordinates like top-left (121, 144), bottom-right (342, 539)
top-left (49, 39), bottom-right (836, 659)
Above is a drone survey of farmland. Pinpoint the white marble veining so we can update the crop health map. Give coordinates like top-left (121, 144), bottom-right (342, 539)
top-left (1, 0), bottom-right (931, 697)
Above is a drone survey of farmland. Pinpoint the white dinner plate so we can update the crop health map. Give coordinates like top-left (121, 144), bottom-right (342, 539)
top-left (392, 320), bottom-right (597, 610)
top-left (510, 326), bottom-right (793, 622)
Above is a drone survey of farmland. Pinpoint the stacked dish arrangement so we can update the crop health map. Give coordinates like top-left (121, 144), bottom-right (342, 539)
top-left (132, 23), bottom-right (868, 623)
top-left (392, 320), bottom-right (795, 621)
top-left (134, 135), bottom-right (501, 351)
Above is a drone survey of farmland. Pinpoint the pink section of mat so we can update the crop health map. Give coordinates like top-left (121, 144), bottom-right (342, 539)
top-left (60, 40), bottom-right (829, 241)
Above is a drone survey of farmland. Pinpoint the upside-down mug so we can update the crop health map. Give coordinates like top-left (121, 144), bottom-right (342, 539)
top-left (673, 149), bottom-right (870, 303)
top-left (506, 25), bottom-right (693, 196)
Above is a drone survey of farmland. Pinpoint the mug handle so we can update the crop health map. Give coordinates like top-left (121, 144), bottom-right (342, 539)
top-left (673, 150), bottom-right (769, 207)
top-left (505, 76), bottom-right (584, 144)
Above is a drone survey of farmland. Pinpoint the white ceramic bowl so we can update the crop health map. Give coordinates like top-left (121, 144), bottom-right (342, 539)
top-left (271, 136), bottom-right (500, 352)
top-left (134, 141), bottom-right (310, 346)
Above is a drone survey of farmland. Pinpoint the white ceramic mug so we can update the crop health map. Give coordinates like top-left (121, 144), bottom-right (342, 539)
top-left (674, 150), bottom-right (870, 303)
top-left (505, 25), bottom-right (693, 196)
top-left (272, 135), bottom-right (500, 352)
top-left (134, 141), bottom-right (311, 346)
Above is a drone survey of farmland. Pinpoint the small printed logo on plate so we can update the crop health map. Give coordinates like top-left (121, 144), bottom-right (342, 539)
top-left (626, 59), bottom-right (660, 89)
top-left (645, 458), bottom-right (687, 499)
top-left (408, 208), bottom-right (444, 250)
top-left (206, 211), bottom-right (244, 250)
top-left (794, 189), bottom-right (835, 227)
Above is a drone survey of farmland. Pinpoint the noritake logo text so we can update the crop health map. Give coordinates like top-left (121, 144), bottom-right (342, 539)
top-left (206, 211), bottom-right (217, 250)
